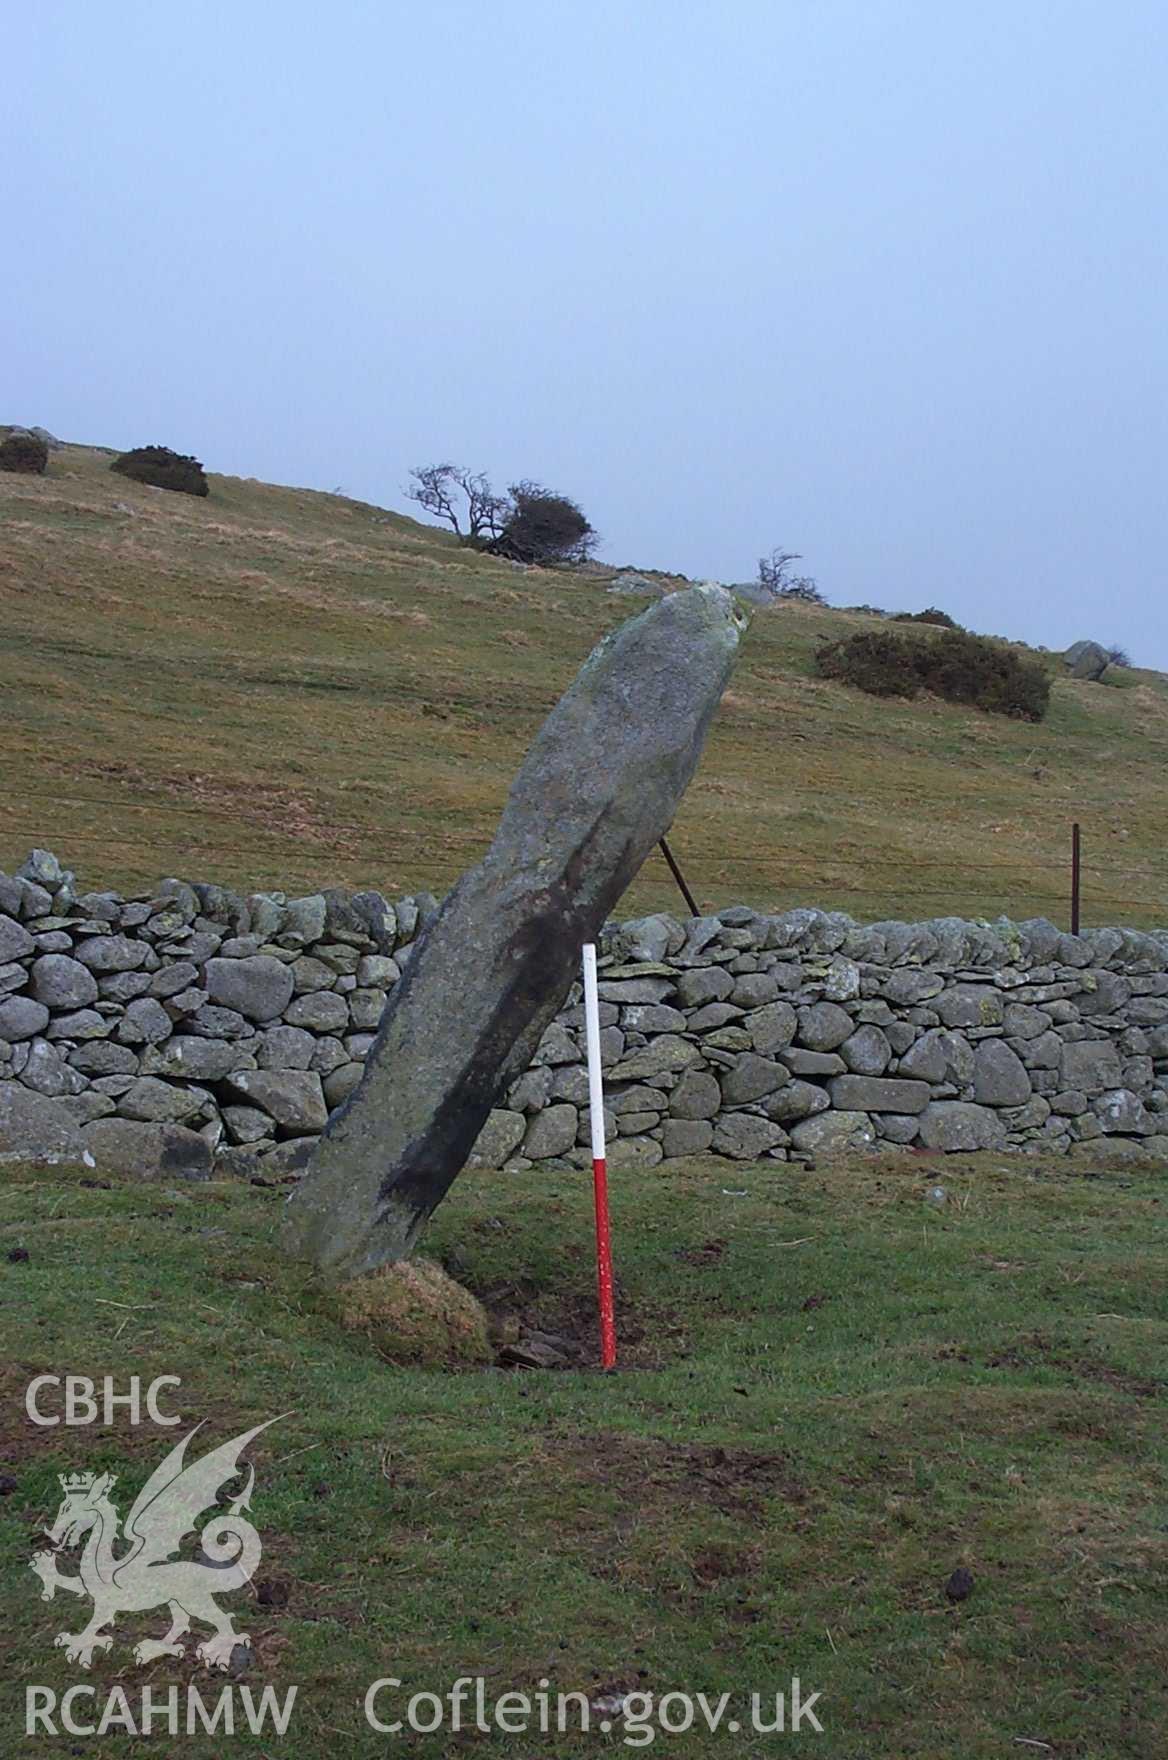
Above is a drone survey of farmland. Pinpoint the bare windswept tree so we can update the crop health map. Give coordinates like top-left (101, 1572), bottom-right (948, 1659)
top-left (462, 470), bottom-right (510, 542)
top-left (758, 546), bottom-right (825, 605)
top-left (406, 463), bottom-right (508, 542)
top-left (407, 464), bottom-right (596, 565)
top-left (490, 481), bottom-right (597, 567)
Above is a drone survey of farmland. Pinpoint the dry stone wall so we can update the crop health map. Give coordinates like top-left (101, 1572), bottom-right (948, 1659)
top-left (2, 850), bottom-right (1167, 1179)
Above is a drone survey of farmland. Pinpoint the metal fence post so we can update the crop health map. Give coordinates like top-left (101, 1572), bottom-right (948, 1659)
top-left (658, 835), bottom-right (699, 917)
top-left (1071, 822), bottom-right (1081, 935)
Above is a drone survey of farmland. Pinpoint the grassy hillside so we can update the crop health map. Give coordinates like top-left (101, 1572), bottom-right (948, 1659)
top-left (3, 446), bottom-right (1167, 926)
top-left (3, 1151), bottom-right (1166, 1757)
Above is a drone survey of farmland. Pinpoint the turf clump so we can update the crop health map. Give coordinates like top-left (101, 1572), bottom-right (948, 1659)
top-left (320, 1256), bottom-right (492, 1366)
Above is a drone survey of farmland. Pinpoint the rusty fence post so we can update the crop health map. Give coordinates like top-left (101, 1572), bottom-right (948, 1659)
top-left (1071, 822), bottom-right (1081, 935)
top-left (658, 835), bottom-right (700, 917)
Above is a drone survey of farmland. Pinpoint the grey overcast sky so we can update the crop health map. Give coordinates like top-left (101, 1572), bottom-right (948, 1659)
top-left (8, 2), bottom-right (1167, 664)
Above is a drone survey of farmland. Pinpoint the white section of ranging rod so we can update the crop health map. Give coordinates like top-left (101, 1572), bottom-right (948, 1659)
top-left (581, 943), bottom-right (607, 1163)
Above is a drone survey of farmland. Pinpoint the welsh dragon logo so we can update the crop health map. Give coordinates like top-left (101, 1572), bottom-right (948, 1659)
top-left (30, 1418), bottom-right (284, 1670)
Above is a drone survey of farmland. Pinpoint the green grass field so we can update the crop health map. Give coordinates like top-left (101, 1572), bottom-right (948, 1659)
top-left (3, 1152), bottom-right (1166, 1757)
top-left (3, 446), bottom-right (1168, 926)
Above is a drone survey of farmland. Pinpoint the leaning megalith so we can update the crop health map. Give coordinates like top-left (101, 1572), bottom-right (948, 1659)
top-left (281, 583), bottom-right (748, 1276)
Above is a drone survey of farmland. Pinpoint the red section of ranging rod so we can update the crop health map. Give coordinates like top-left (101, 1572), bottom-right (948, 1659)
top-left (592, 1155), bottom-right (617, 1371)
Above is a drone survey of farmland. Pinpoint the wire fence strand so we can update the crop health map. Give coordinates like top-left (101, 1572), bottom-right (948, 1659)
top-left (2, 791), bottom-right (1164, 924)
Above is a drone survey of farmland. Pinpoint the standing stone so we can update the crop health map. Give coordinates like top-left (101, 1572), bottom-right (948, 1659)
top-left (283, 584), bottom-right (747, 1276)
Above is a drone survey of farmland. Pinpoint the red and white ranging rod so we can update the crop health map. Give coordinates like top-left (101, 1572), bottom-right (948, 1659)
top-left (582, 943), bottom-right (617, 1371)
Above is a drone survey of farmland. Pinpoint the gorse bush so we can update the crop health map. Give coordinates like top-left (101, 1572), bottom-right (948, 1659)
top-left (816, 627), bottom-right (1050, 721)
top-left (0, 430), bottom-right (49, 475)
top-left (816, 630), bottom-right (910, 698)
top-left (925, 629), bottom-right (1051, 718)
top-left (893, 606), bottom-right (961, 628)
top-left (111, 445), bottom-right (209, 498)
